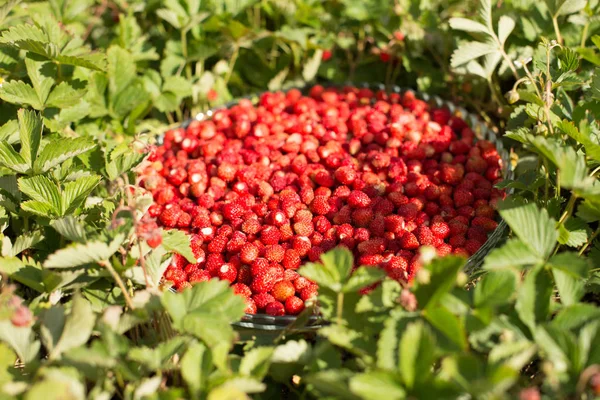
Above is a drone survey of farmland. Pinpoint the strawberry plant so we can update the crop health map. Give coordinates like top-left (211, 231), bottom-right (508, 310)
top-left (0, 0), bottom-right (600, 399)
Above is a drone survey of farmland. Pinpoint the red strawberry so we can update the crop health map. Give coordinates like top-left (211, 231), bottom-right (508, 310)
top-left (252, 293), bottom-right (276, 309)
top-left (159, 204), bottom-right (182, 227)
top-left (218, 263), bottom-right (237, 283)
top-left (265, 244), bottom-right (285, 263)
top-left (430, 221), bottom-right (450, 239)
top-left (283, 249), bottom-right (301, 270)
top-left (310, 196), bottom-right (331, 215)
top-left (285, 296), bottom-right (305, 315)
top-left (232, 283), bottom-right (252, 299)
top-left (240, 243), bottom-right (259, 264)
top-left (260, 225), bottom-right (281, 245)
top-left (265, 301), bottom-right (285, 316)
top-left (189, 269), bottom-right (211, 284)
top-left (245, 298), bottom-right (257, 314)
top-left (272, 280), bottom-right (295, 302)
top-left (299, 284), bottom-right (318, 301)
top-left (348, 190), bottom-right (371, 208)
top-left (399, 231), bottom-right (419, 250)
top-left (357, 238), bottom-right (386, 254)
top-left (207, 235), bottom-right (228, 253)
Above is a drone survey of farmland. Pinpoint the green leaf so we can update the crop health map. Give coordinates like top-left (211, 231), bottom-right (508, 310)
top-left (0, 80), bottom-right (42, 109)
top-left (0, 120), bottom-right (19, 144)
top-left (558, 217), bottom-right (590, 247)
top-left (548, 252), bottom-right (589, 306)
top-left (0, 320), bottom-right (40, 364)
top-left (20, 200), bottom-right (54, 216)
top-left (484, 239), bottom-right (542, 269)
top-left (399, 321), bottom-right (436, 389)
top-left (7, 231), bottom-right (44, 257)
top-left (343, 266), bottom-right (386, 293)
top-left (162, 229), bottom-right (195, 264)
top-left (181, 342), bottom-right (212, 397)
top-left (302, 49), bottom-right (322, 82)
top-left (488, 340), bottom-right (536, 370)
top-left (24, 56), bottom-right (55, 106)
top-left (515, 265), bottom-right (554, 330)
top-left (299, 247), bottom-right (354, 292)
top-left (44, 234), bottom-right (124, 268)
top-left (61, 174), bottom-right (101, 215)
top-left (592, 68), bottom-right (600, 101)
top-left (412, 256), bottom-right (464, 309)
top-left (239, 347), bottom-right (274, 380)
top-left (557, 119), bottom-right (600, 162)
top-left (450, 41), bottom-right (497, 68)
top-left (424, 304), bottom-right (468, 351)
top-left (449, 17), bottom-right (490, 34)
top-left (305, 370), bottom-right (360, 400)
top-left (35, 137), bottom-right (96, 173)
top-left (474, 270), bottom-right (518, 307)
top-left (349, 371), bottom-right (406, 400)
top-left (45, 81), bottom-right (86, 109)
top-left (128, 337), bottom-right (187, 371)
top-left (162, 279), bottom-right (245, 329)
top-left (39, 305), bottom-right (65, 355)
top-left (18, 175), bottom-right (61, 215)
top-left (107, 45), bottom-right (136, 96)
top-left (497, 16), bottom-right (515, 45)
top-left (50, 216), bottom-right (87, 242)
top-left (499, 202), bottom-right (558, 259)
top-left (48, 293), bottom-right (95, 359)
top-left (0, 141), bottom-right (30, 174)
top-left (556, 0), bottom-right (587, 15)
top-left (551, 303), bottom-right (600, 330)
top-left (18, 109), bottom-right (43, 167)
top-left (0, 0), bottom-right (20, 25)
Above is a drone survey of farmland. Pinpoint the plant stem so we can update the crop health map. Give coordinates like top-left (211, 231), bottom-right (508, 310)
top-left (181, 29), bottom-right (192, 80)
top-left (100, 260), bottom-right (135, 310)
top-left (336, 292), bottom-right (344, 326)
top-left (552, 15), bottom-right (563, 45)
top-left (558, 194), bottom-right (577, 225)
top-left (579, 227), bottom-right (600, 255)
top-left (225, 45), bottom-right (239, 85)
top-left (581, 23), bottom-right (589, 47)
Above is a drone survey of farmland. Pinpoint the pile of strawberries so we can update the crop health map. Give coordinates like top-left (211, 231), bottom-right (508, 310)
top-left (138, 86), bottom-right (505, 316)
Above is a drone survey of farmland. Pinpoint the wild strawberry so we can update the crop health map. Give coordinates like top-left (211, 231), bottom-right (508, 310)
top-left (465, 239), bottom-right (483, 255)
top-left (307, 246), bottom-right (323, 261)
top-left (399, 231), bottom-right (419, 250)
top-left (250, 269), bottom-right (278, 293)
top-left (159, 204), bottom-right (183, 227)
top-left (240, 243), bottom-right (259, 264)
top-left (218, 263), bottom-right (237, 283)
top-left (189, 269), bottom-right (211, 284)
top-left (310, 196), bottom-right (330, 215)
top-left (453, 189), bottom-right (474, 207)
top-left (449, 235), bottom-right (466, 248)
top-left (358, 254), bottom-right (384, 266)
top-left (241, 218), bottom-right (261, 235)
top-left (472, 216), bottom-right (498, 232)
top-left (285, 296), bottom-right (305, 315)
top-left (440, 163), bottom-right (464, 185)
top-left (147, 234), bottom-right (162, 248)
top-left (222, 202), bottom-right (245, 220)
top-left (299, 284), bottom-right (318, 301)
top-left (284, 269), bottom-right (300, 281)
top-left (265, 244), bottom-right (285, 263)
top-left (348, 190), bottom-right (371, 208)
top-left (430, 221), bottom-right (450, 239)
top-left (245, 298), bottom-right (257, 314)
top-left (292, 236), bottom-right (311, 256)
top-left (436, 243), bottom-right (452, 257)
top-left (206, 253), bottom-right (225, 276)
top-left (232, 283), bottom-right (252, 299)
top-left (265, 301), bottom-right (286, 316)
top-left (207, 235), bottom-right (228, 253)
top-left (357, 237), bottom-right (386, 254)
top-left (260, 225), bottom-right (281, 245)
top-left (293, 220), bottom-right (314, 236)
top-left (226, 231), bottom-right (247, 252)
top-left (252, 293), bottom-right (276, 309)
top-left (272, 280), bottom-right (295, 302)
top-left (283, 248), bottom-right (301, 270)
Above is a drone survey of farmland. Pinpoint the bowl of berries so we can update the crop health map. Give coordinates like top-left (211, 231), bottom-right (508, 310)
top-left (138, 83), bottom-right (511, 332)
